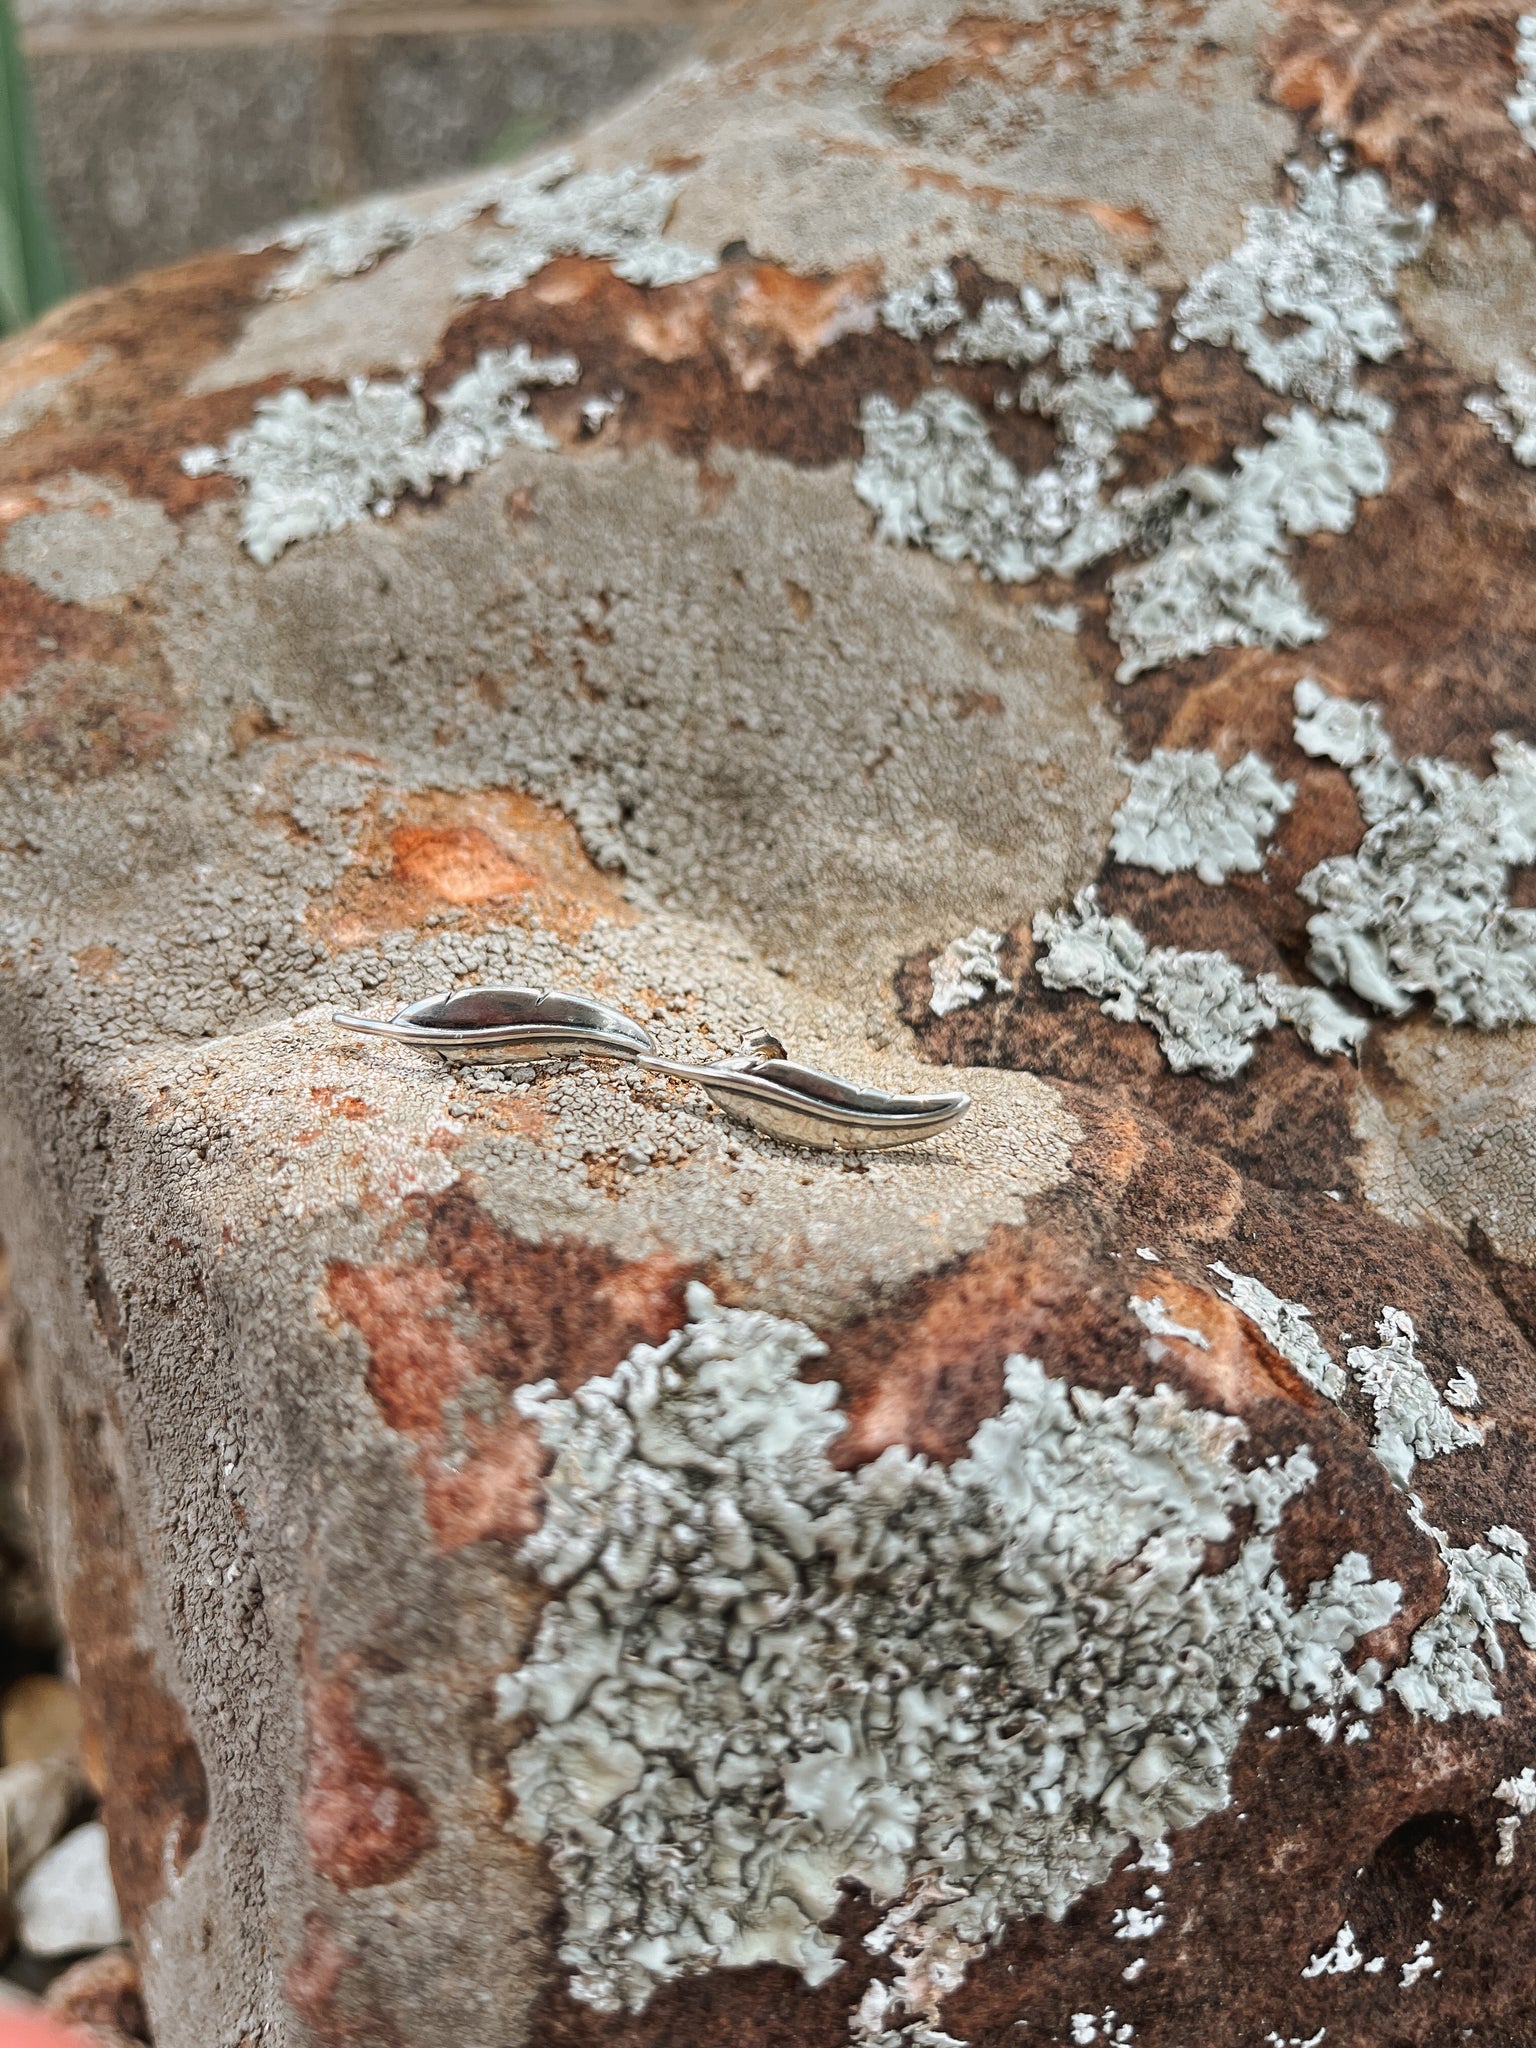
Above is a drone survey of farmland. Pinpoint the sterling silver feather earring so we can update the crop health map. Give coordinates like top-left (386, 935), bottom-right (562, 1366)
top-left (331, 986), bottom-right (970, 1151)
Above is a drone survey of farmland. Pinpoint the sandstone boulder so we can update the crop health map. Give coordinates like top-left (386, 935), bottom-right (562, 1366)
top-left (2, 2), bottom-right (1536, 2044)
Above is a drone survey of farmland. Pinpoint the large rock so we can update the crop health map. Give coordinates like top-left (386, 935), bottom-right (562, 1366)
top-left (2, 2), bottom-right (1536, 2042)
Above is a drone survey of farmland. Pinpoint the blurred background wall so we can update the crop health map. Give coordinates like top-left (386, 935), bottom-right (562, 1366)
top-left (15, 0), bottom-right (729, 288)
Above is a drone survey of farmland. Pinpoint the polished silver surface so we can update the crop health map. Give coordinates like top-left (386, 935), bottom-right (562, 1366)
top-left (332, 991), bottom-right (969, 1149)
top-left (638, 1033), bottom-right (971, 1151)
top-left (331, 986), bottom-right (655, 1065)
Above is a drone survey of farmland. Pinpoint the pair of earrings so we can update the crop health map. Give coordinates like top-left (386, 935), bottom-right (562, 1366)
top-left (333, 985), bottom-right (970, 1151)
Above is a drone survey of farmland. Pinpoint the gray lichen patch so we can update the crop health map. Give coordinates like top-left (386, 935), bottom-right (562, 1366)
top-left (180, 346), bottom-right (579, 564)
top-left (859, 264), bottom-right (1158, 594)
top-left (857, 165), bottom-right (1413, 682)
top-left (259, 155), bottom-right (716, 305)
top-left (457, 157), bottom-right (718, 302)
top-left (1208, 1264), bottom-right (1347, 1401)
top-left (503, 1286), bottom-right (1397, 2024)
top-left (1292, 680), bottom-right (1536, 1029)
top-left (1386, 1514), bottom-right (1536, 1722)
top-left (1030, 891), bottom-right (1369, 1077)
top-left (854, 375), bottom-right (1152, 589)
top-left (1173, 160), bottom-right (1429, 418)
top-left (929, 929), bottom-right (1013, 1018)
top-left (1256, 978), bottom-right (1370, 1060)
top-left (1110, 749), bottom-right (1294, 885)
top-left (930, 267), bottom-right (1160, 374)
top-left (1344, 1309), bottom-right (1483, 1490)
top-left (1495, 1766), bottom-right (1536, 1864)
top-left (1129, 1294), bottom-right (1211, 1350)
top-left (880, 266), bottom-right (965, 343)
top-left (1467, 354), bottom-right (1536, 464)
top-left (1510, 16), bottom-right (1536, 151)
top-left (1099, 408), bottom-right (1386, 681)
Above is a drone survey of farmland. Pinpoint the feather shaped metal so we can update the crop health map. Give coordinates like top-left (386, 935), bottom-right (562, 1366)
top-left (332, 991), bottom-right (970, 1150)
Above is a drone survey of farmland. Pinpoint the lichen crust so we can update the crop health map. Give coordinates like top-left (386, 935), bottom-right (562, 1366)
top-left (501, 1286), bottom-right (1399, 2030)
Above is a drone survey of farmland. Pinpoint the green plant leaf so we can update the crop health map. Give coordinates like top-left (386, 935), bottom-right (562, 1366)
top-left (0, 0), bottom-right (71, 334)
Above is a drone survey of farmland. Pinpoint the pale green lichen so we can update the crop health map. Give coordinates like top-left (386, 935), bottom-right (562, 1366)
top-left (1173, 160), bottom-right (1429, 418)
top-left (1100, 410), bottom-right (1388, 681)
top-left (1468, 354), bottom-right (1536, 464)
top-left (1344, 1309), bottom-right (1483, 1488)
top-left (1495, 1765), bottom-right (1536, 1865)
top-left (501, 1286), bottom-right (1397, 2029)
top-left (1110, 749), bottom-right (1295, 885)
top-left (259, 155), bottom-right (717, 302)
top-left (1386, 1513), bottom-right (1536, 1722)
top-left (929, 929), bottom-right (1013, 1018)
top-left (881, 266), bottom-right (965, 342)
top-left (854, 374), bottom-right (1152, 587)
top-left (1293, 680), bottom-right (1536, 1028)
top-left (1509, 16), bottom-right (1536, 150)
top-left (1031, 890), bottom-right (1363, 1078)
top-left (858, 167), bottom-right (1421, 684)
top-left (935, 267), bottom-right (1159, 375)
top-left (460, 158), bottom-right (717, 300)
top-left (181, 345), bottom-right (578, 563)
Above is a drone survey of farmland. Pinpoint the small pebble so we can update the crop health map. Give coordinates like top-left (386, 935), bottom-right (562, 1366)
top-left (16, 1823), bottom-right (123, 1958)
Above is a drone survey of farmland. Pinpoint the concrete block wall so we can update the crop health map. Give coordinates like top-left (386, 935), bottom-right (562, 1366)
top-left (17, 2), bottom-right (728, 287)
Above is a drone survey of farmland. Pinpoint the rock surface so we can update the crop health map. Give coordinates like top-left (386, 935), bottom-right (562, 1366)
top-left (1, 2), bottom-right (1536, 2044)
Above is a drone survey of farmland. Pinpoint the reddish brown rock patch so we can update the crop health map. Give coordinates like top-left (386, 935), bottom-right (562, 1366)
top-left (0, 572), bottom-right (145, 700)
top-left (60, 1407), bottom-right (208, 1928)
top-left (327, 1185), bottom-right (690, 1550)
top-left (431, 254), bottom-right (922, 469)
top-left (310, 787), bottom-right (635, 951)
top-left (302, 1654), bottom-right (435, 1891)
top-left (0, 245), bottom-right (278, 514)
top-left (287, 1912), bottom-right (404, 2048)
top-left (1268, 0), bottom-right (1536, 233)
top-left (1295, 361), bottom-right (1536, 762)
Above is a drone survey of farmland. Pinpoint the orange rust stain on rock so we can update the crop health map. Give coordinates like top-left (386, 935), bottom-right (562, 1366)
top-left (883, 2), bottom-right (1205, 107)
top-left (327, 1260), bottom-right (547, 1550)
top-left (302, 1654), bottom-right (435, 1891)
top-left (901, 159), bottom-right (1159, 239)
top-left (1267, 0), bottom-right (1536, 231)
top-left (311, 1088), bottom-right (371, 1121)
top-left (816, 1223), bottom-right (1298, 1471)
top-left (71, 944), bottom-right (123, 983)
top-left (915, 174), bottom-right (1157, 242)
top-left (310, 787), bottom-right (634, 950)
top-left (0, 489), bottom-right (46, 531)
top-left (61, 1409), bottom-right (208, 1929)
top-left (0, 336), bottom-right (95, 414)
top-left (328, 1191), bottom-right (690, 1551)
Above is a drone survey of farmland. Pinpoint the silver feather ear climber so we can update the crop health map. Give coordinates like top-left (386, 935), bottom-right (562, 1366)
top-left (331, 986), bottom-right (970, 1152)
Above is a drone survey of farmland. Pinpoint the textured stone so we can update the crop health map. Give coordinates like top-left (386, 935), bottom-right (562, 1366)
top-left (3, 2), bottom-right (1536, 2045)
